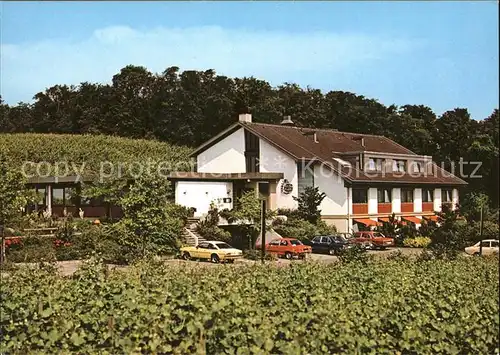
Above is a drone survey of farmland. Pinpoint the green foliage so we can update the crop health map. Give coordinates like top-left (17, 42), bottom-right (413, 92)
top-left (337, 244), bottom-right (371, 264)
top-left (0, 157), bottom-right (34, 227)
top-left (272, 217), bottom-right (336, 242)
top-left (116, 174), bottom-right (186, 256)
top-left (403, 236), bottom-right (432, 248)
top-left (0, 133), bottom-right (191, 178)
top-left (428, 205), bottom-right (467, 259)
top-left (293, 186), bottom-right (326, 224)
top-left (2, 257), bottom-right (498, 353)
top-left (459, 192), bottom-right (493, 222)
top-left (377, 213), bottom-right (401, 238)
top-left (242, 249), bottom-right (277, 261)
top-left (196, 203), bottom-right (232, 243)
top-left (222, 191), bottom-right (275, 249)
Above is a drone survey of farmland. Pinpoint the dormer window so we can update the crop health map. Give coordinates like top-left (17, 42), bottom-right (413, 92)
top-left (413, 161), bottom-right (423, 173)
top-left (367, 158), bottom-right (384, 171)
top-left (393, 160), bottom-right (406, 173)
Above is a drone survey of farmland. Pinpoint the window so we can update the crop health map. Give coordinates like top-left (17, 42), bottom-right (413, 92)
top-left (297, 162), bottom-right (314, 195)
top-left (377, 188), bottom-right (392, 203)
top-left (367, 158), bottom-right (384, 171)
top-left (280, 240), bottom-right (288, 246)
top-left (367, 158), bottom-right (376, 171)
top-left (244, 130), bottom-right (260, 173)
top-left (413, 161), bottom-right (423, 173)
top-left (52, 188), bottom-right (65, 206)
top-left (442, 189), bottom-right (453, 202)
top-left (65, 187), bottom-right (78, 206)
top-left (289, 239), bottom-right (303, 246)
top-left (198, 242), bottom-right (210, 249)
top-left (352, 188), bottom-right (368, 204)
top-left (321, 236), bottom-right (331, 244)
top-left (35, 187), bottom-right (46, 205)
top-left (401, 188), bottom-right (414, 203)
top-left (52, 186), bottom-right (79, 206)
top-left (422, 189), bottom-right (434, 203)
top-left (269, 240), bottom-right (281, 246)
top-left (392, 160), bottom-right (406, 173)
top-left (491, 240), bottom-right (499, 248)
top-left (480, 241), bottom-right (490, 248)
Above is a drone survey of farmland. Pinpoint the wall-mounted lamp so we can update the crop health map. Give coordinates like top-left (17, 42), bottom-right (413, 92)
top-left (227, 190), bottom-right (232, 195)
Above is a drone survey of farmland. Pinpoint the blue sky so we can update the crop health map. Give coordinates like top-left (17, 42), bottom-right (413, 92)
top-left (1, 1), bottom-right (498, 120)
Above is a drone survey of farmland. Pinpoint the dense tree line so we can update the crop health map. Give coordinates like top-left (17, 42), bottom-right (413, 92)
top-left (0, 65), bottom-right (498, 207)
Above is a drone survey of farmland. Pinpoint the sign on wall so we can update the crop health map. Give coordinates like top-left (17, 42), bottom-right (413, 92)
top-left (281, 179), bottom-right (293, 195)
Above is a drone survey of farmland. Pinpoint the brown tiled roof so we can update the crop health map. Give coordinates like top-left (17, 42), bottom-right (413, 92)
top-left (190, 121), bottom-right (467, 186)
top-left (243, 122), bottom-right (466, 186)
top-left (243, 122), bottom-right (415, 155)
top-left (169, 172), bottom-right (283, 181)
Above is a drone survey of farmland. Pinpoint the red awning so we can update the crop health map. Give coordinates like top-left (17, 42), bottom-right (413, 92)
top-left (423, 215), bottom-right (439, 222)
top-left (402, 216), bottom-right (423, 224)
top-left (354, 218), bottom-right (381, 227)
top-left (378, 217), bottom-right (390, 223)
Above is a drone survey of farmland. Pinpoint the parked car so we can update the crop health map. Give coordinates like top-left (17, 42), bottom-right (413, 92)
top-left (464, 239), bottom-right (499, 256)
top-left (180, 241), bottom-right (243, 263)
top-left (309, 234), bottom-right (353, 255)
top-left (266, 238), bottom-right (312, 259)
top-left (350, 231), bottom-right (394, 250)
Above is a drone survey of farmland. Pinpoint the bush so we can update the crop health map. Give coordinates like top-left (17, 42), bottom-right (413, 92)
top-left (5, 235), bottom-right (56, 263)
top-left (272, 217), bottom-right (336, 242)
top-left (403, 236), bottom-right (432, 248)
top-left (2, 257), bottom-right (497, 353)
top-left (243, 249), bottom-right (278, 261)
top-left (196, 203), bottom-right (232, 243)
top-left (337, 244), bottom-right (371, 264)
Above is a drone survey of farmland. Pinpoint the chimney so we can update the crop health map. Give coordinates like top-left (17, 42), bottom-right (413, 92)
top-left (239, 113), bottom-right (252, 123)
top-left (280, 115), bottom-right (294, 126)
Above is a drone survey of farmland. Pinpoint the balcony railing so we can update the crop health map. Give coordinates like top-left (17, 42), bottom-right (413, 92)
top-left (378, 203), bottom-right (392, 214)
top-left (352, 203), bottom-right (368, 214)
top-left (422, 202), bottom-right (434, 212)
top-left (401, 203), bottom-right (414, 213)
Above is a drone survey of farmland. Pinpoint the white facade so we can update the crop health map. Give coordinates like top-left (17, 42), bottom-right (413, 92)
top-left (433, 188), bottom-right (442, 212)
top-left (259, 139), bottom-right (298, 209)
top-left (392, 188), bottom-right (401, 213)
top-left (452, 188), bottom-right (459, 210)
top-left (175, 120), bottom-right (463, 233)
top-left (314, 164), bottom-right (348, 216)
top-left (197, 128), bottom-right (246, 173)
top-left (175, 181), bottom-right (233, 217)
top-left (368, 188), bottom-right (378, 215)
top-left (414, 188), bottom-right (423, 213)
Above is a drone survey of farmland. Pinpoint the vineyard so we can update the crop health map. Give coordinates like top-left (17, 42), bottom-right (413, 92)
top-left (0, 133), bottom-right (192, 177)
top-left (1, 257), bottom-right (498, 354)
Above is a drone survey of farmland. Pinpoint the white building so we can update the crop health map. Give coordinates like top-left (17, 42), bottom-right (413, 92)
top-left (169, 113), bottom-right (466, 232)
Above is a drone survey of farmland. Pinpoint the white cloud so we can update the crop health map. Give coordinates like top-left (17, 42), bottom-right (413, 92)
top-left (1, 25), bottom-right (420, 103)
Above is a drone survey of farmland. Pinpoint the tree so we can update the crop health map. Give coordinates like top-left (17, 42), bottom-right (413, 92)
top-left (221, 191), bottom-right (275, 249)
top-left (117, 174), bottom-right (186, 256)
top-left (428, 204), bottom-right (467, 259)
top-left (0, 157), bottom-right (33, 228)
top-left (293, 186), bottom-right (326, 224)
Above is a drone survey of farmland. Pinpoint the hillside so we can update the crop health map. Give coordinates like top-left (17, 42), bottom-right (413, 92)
top-left (0, 133), bottom-right (192, 178)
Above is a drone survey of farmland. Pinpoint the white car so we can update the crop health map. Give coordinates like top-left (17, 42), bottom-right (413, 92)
top-left (464, 239), bottom-right (499, 256)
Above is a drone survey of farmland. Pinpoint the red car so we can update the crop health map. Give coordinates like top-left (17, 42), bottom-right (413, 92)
top-left (266, 238), bottom-right (312, 259)
top-left (350, 231), bottom-right (394, 250)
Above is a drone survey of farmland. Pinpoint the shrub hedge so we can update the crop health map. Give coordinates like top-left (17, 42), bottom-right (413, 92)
top-left (1, 257), bottom-right (498, 354)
